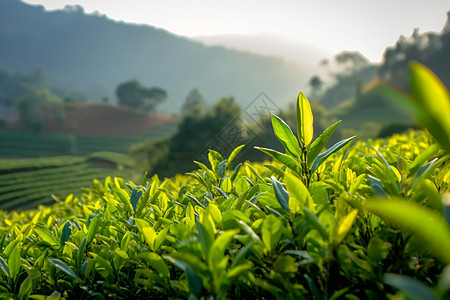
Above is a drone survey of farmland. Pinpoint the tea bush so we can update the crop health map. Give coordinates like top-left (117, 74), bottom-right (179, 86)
top-left (1, 63), bottom-right (450, 299)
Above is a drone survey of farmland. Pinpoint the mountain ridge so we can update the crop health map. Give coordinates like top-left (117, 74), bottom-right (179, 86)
top-left (0, 0), bottom-right (313, 113)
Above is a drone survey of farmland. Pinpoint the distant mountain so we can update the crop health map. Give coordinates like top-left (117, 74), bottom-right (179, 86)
top-left (193, 33), bottom-right (332, 70)
top-left (0, 0), bottom-right (314, 113)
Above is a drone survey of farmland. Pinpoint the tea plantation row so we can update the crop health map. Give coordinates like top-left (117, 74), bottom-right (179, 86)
top-left (0, 153), bottom-right (133, 211)
top-left (0, 122), bottom-right (176, 157)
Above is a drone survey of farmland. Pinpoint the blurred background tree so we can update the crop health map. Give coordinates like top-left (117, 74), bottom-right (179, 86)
top-left (18, 89), bottom-right (64, 132)
top-left (116, 79), bottom-right (167, 112)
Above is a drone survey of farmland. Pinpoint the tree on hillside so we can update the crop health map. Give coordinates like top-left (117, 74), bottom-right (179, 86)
top-left (181, 88), bottom-right (206, 117)
top-left (335, 51), bottom-right (370, 75)
top-left (133, 96), bottom-right (242, 177)
top-left (18, 89), bottom-right (64, 132)
top-left (116, 80), bottom-right (167, 112)
top-left (309, 75), bottom-right (323, 99)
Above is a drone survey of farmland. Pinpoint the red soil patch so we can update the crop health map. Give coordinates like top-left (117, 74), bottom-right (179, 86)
top-left (4, 102), bottom-right (177, 136)
top-left (58, 102), bottom-right (176, 135)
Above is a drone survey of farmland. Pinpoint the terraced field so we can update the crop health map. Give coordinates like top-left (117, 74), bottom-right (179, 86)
top-left (0, 153), bottom-right (134, 211)
top-left (0, 121), bottom-right (177, 157)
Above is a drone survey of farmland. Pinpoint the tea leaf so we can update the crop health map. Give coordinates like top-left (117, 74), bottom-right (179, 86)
top-left (271, 114), bottom-right (300, 158)
top-left (285, 173), bottom-right (313, 213)
top-left (335, 209), bottom-right (358, 244)
top-left (272, 177), bottom-right (290, 213)
top-left (35, 224), bottom-right (59, 247)
top-left (273, 255), bottom-right (297, 273)
top-left (0, 256), bottom-right (9, 277)
top-left (409, 143), bottom-right (440, 175)
top-left (307, 120), bottom-right (341, 167)
top-left (18, 276), bottom-right (33, 300)
top-left (303, 207), bottom-right (329, 241)
top-left (255, 147), bottom-right (301, 175)
top-left (135, 218), bottom-right (156, 251)
top-left (60, 221), bottom-right (71, 248)
top-left (410, 62), bottom-right (450, 152)
top-left (3, 238), bottom-right (21, 257)
top-left (186, 265), bottom-right (203, 297)
top-left (154, 226), bottom-right (170, 252)
top-left (367, 237), bottom-right (391, 263)
top-left (48, 258), bottom-right (80, 280)
top-left (231, 241), bottom-right (256, 268)
top-left (208, 229), bottom-right (239, 266)
top-left (129, 188), bottom-right (143, 213)
top-left (296, 92), bottom-right (314, 147)
top-left (365, 199), bottom-right (450, 264)
top-left (310, 136), bottom-right (355, 174)
top-left (383, 273), bottom-right (438, 300)
top-left (86, 214), bottom-right (101, 245)
top-left (218, 160), bottom-right (227, 178)
top-left (9, 246), bottom-right (20, 280)
top-left (196, 218), bottom-right (213, 256)
top-left (139, 252), bottom-right (170, 279)
top-left (120, 231), bottom-right (132, 251)
top-left (261, 215), bottom-right (283, 252)
top-left (227, 145), bottom-right (245, 169)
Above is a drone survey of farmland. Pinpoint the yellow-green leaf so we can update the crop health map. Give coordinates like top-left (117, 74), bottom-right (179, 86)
top-left (220, 177), bottom-right (232, 193)
top-left (365, 199), bottom-right (450, 264)
top-left (135, 218), bottom-right (156, 251)
top-left (335, 209), bottom-right (358, 244)
top-left (271, 114), bottom-right (300, 158)
top-left (410, 62), bottom-right (450, 152)
top-left (296, 92), bottom-right (314, 147)
top-left (34, 225), bottom-right (59, 247)
top-left (284, 173), bottom-right (313, 214)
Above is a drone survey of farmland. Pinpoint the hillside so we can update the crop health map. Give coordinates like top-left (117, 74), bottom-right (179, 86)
top-left (5, 101), bottom-right (176, 135)
top-left (0, 0), bottom-right (312, 113)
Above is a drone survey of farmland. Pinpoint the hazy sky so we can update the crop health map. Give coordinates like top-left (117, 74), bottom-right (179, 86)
top-left (23, 0), bottom-right (450, 62)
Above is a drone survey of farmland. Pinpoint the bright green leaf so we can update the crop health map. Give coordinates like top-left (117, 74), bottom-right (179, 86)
top-left (409, 143), bottom-right (440, 175)
top-left (86, 214), bottom-right (101, 245)
top-left (273, 255), bottom-right (297, 273)
top-left (135, 218), bottom-right (156, 251)
top-left (227, 145), bottom-right (245, 169)
top-left (255, 147), bottom-right (302, 175)
top-left (48, 258), bottom-right (80, 280)
top-left (208, 229), bottom-right (239, 267)
top-left (410, 62), bottom-right (450, 153)
top-left (34, 224), bottom-right (59, 247)
top-left (307, 120), bottom-right (341, 167)
top-left (261, 215), bottom-right (283, 252)
top-left (271, 114), bottom-right (300, 158)
top-left (310, 136), bottom-right (355, 174)
top-left (9, 246), bottom-right (20, 280)
top-left (335, 209), bottom-right (358, 244)
top-left (365, 199), bottom-right (450, 264)
top-left (285, 173), bottom-right (313, 213)
top-left (18, 276), bottom-right (33, 300)
top-left (138, 252), bottom-right (170, 279)
top-left (296, 92), bottom-right (314, 147)
top-left (154, 226), bottom-right (170, 252)
top-left (120, 231), bottom-right (132, 251)
top-left (196, 218), bottom-right (213, 257)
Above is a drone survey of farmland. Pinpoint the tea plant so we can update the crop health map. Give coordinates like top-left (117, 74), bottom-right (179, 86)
top-left (0, 63), bottom-right (449, 299)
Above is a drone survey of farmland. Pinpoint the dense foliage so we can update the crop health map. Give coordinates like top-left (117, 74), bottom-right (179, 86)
top-left (1, 63), bottom-right (450, 299)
